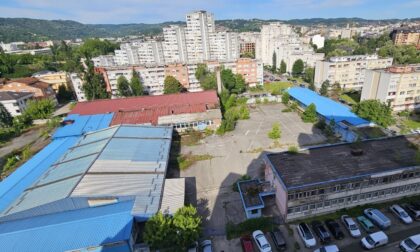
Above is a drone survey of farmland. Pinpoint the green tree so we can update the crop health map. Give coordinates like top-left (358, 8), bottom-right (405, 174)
top-left (302, 103), bottom-right (318, 123)
top-left (24, 99), bottom-right (55, 120)
top-left (352, 100), bottom-right (395, 127)
top-left (304, 67), bottom-right (315, 86)
top-left (172, 205), bottom-right (202, 250)
top-left (56, 84), bottom-right (74, 103)
top-left (164, 76), bottom-right (183, 94)
top-left (272, 52), bottom-right (277, 72)
top-left (320, 80), bottom-right (330, 96)
top-left (130, 70), bottom-right (143, 96)
top-left (12, 113), bottom-right (32, 133)
top-left (195, 63), bottom-right (208, 81)
top-left (280, 60), bottom-right (287, 74)
top-left (221, 69), bottom-right (236, 92)
top-left (281, 92), bottom-right (290, 105)
top-left (200, 73), bottom-right (217, 90)
top-left (143, 212), bottom-right (174, 249)
top-left (292, 59), bottom-right (304, 77)
top-left (233, 74), bottom-right (246, 94)
top-left (116, 75), bottom-right (132, 97)
top-left (268, 123), bottom-right (281, 139)
top-left (0, 103), bottom-right (13, 128)
top-left (82, 61), bottom-right (109, 100)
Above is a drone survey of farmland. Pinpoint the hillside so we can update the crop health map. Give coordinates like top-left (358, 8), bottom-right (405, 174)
top-left (0, 17), bottom-right (419, 43)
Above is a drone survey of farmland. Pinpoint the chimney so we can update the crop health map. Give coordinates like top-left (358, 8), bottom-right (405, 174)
top-left (215, 66), bottom-right (222, 94)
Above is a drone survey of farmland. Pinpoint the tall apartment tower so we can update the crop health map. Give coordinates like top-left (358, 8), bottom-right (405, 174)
top-left (260, 23), bottom-right (293, 66)
top-left (163, 25), bottom-right (188, 63)
top-left (209, 32), bottom-right (240, 61)
top-left (185, 11), bottom-right (215, 63)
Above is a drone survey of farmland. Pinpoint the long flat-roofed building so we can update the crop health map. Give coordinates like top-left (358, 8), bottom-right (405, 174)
top-left (264, 135), bottom-right (420, 222)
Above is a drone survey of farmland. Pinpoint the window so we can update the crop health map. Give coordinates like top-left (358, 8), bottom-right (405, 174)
top-left (310, 204), bottom-right (316, 210)
top-left (251, 209), bottom-right (259, 214)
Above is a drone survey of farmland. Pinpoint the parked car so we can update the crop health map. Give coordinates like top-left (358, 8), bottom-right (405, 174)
top-left (269, 228), bottom-right (287, 250)
top-left (364, 208), bottom-right (391, 230)
top-left (311, 221), bottom-right (332, 244)
top-left (252, 230), bottom-right (272, 252)
top-left (240, 235), bottom-right (254, 252)
top-left (403, 203), bottom-right (420, 220)
top-left (360, 231), bottom-right (388, 250)
top-left (340, 215), bottom-right (361, 238)
top-left (200, 240), bottom-right (212, 252)
top-left (297, 223), bottom-right (316, 248)
top-left (325, 219), bottom-right (345, 240)
top-left (400, 234), bottom-right (420, 252)
top-left (313, 244), bottom-right (340, 252)
top-left (357, 216), bottom-right (375, 233)
top-left (390, 204), bottom-right (413, 224)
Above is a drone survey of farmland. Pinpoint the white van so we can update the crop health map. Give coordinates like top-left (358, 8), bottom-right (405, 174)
top-left (364, 208), bottom-right (391, 229)
top-left (360, 231), bottom-right (388, 250)
top-left (400, 234), bottom-right (420, 252)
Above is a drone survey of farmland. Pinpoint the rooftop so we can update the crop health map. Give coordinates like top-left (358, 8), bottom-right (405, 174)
top-left (70, 91), bottom-right (220, 125)
top-left (288, 87), bottom-right (370, 126)
top-left (266, 135), bottom-right (420, 189)
top-left (0, 91), bottom-right (33, 101)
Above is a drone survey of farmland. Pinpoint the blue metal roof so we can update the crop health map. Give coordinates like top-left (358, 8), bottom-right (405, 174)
top-left (0, 136), bottom-right (79, 214)
top-left (53, 113), bottom-right (114, 139)
top-left (0, 201), bottom-right (134, 252)
top-left (288, 87), bottom-right (369, 126)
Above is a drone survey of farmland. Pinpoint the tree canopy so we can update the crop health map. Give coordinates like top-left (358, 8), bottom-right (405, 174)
top-left (292, 59), bottom-right (304, 77)
top-left (143, 205), bottom-right (201, 250)
top-left (272, 52), bottom-right (277, 72)
top-left (221, 69), bottom-right (246, 94)
top-left (196, 64), bottom-right (217, 91)
top-left (130, 70), bottom-right (143, 96)
top-left (304, 67), bottom-right (315, 87)
top-left (320, 80), bottom-right (330, 96)
top-left (116, 75), bottom-right (132, 97)
top-left (0, 103), bottom-right (13, 128)
top-left (302, 103), bottom-right (318, 123)
top-left (163, 76), bottom-right (183, 94)
top-left (280, 60), bottom-right (287, 74)
top-left (352, 100), bottom-right (395, 127)
top-left (56, 84), bottom-right (74, 103)
top-left (281, 92), bottom-right (290, 105)
top-left (24, 99), bottom-right (55, 120)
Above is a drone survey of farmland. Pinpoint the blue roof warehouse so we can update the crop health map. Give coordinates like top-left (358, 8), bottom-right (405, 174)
top-left (288, 87), bottom-right (374, 142)
top-left (0, 115), bottom-right (184, 252)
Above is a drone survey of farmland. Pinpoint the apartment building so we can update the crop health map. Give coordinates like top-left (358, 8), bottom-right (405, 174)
top-left (260, 23), bottom-right (293, 66)
top-left (391, 28), bottom-right (420, 48)
top-left (314, 55), bottom-right (393, 90)
top-left (264, 135), bottom-right (420, 222)
top-left (238, 32), bottom-right (261, 58)
top-left (31, 71), bottom-right (70, 92)
top-left (0, 91), bottom-right (33, 116)
top-left (165, 63), bottom-right (190, 89)
top-left (137, 41), bottom-right (165, 65)
top-left (209, 31), bottom-right (240, 61)
top-left (69, 73), bottom-right (86, 102)
top-left (92, 55), bottom-right (117, 67)
top-left (235, 58), bottom-right (264, 87)
top-left (185, 11), bottom-right (215, 62)
top-left (311, 34), bottom-right (325, 49)
top-left (163, 25), bottom-right (188, 63)
top-left (0, 77), bottom-right (57, 102)
top-left (362, 65), bottom-right (420, 111)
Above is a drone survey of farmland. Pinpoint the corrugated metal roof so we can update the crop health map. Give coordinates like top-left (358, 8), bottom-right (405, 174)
top-left (288, 87), bottom-right (370, 126)
top-left (114, 125), bottom-right (172, 139)
top-left (53, 113), bottom-right (114, 139)
top-left (0, 201), bottom-right (134, 252)
top-left (160, 178), bottom-right (185, 215)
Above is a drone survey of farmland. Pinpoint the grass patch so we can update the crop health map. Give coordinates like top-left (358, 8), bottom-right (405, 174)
top-left (281, 108), bottom-right (293, 113)
top-left (232, 174), bottom-right (252, 192)
top-left (1, 145), bottom-right (34, 179)
top-left (264, 81), bottom-right (292, 95)
top-left (401, 118), bottom-right (420, 133)
top-left (180, 130), bottom-right (205, 146)
top-left (177, 153), bottom-right (214, 171)
top-left (293, 194), bottom-right (420, 224)
top-left (339, 91), bottom-right (361, 105)
top-left (226, 217), bottom-right (275, 240)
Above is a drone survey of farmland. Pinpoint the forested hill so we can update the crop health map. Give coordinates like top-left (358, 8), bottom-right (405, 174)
top-left (0, 17), bottom-right (419, 43)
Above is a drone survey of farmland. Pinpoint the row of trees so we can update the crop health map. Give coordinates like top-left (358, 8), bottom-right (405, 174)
top-left (116, 70), bottom-right (144, 97)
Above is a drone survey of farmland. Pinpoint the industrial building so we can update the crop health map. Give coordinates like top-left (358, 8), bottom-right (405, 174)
top-left (70, 91), bottom-right (222, 132)
top-left (0, 114), bottom-right (184, 251)
top-left (288, 87), bottom-right (373, 142)
top-left (361, 65), bottom-right (420, 112)
top-left (264, 135), bottom-right (420, 222)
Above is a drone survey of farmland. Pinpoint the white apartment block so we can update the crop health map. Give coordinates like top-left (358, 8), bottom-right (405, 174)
top-left (69, 73), bottom-right (87, 102)
top-left (315, 55), bottom-right (393, 90)
top-left (0, 91), bottom-right (33, 116)
top-left (163, 25), bottom-right (188, 63)
top-left (92, 55), bottom-right (117, 67)
top-left (185, 11), bottom-right (215, 63)
top-left (238, 32), bottom-right (262, 59)
top-left (362, 65), bottom-right (420, 111)
top-left (311, 34), bottom-right (325, 49)
top-left (260, 23), bottom-right (293, 66)
top-left (209, 32), bottom-right (240, 61)
top-left (137, 41), bottom-right (165, 65)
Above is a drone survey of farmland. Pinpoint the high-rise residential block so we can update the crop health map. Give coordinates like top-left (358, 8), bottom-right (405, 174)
top-left (163, 25), bottom-right (188, 63)
top-left (185, 11), bottom-right (215, 63)
top-left (314, 55), bottom-right (393, 90)
top-left (362, 65), bottom-right (420, 111)
top-left (209, 31), bottom-right (239, 61)
top-left (391, 28), bottom-right (420, 48)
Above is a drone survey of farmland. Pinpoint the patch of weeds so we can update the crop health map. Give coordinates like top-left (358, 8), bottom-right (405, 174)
top-left (177, 152), bottom-right (214, 170)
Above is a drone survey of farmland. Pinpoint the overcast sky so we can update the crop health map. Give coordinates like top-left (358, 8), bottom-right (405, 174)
top-left (1, 0), bottom-right (419, 24)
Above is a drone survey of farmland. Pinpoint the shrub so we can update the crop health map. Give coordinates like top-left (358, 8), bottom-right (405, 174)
top-left (268, 123), bottom-right (281, 139)
top-left (288, 146), bottom-right (299, 154)
top-left (232, 174), bottom-right (252, 192)
top-left (301, 103), bottom-right (318, 123)
top-left (226, 217), bottom-right (275, 240)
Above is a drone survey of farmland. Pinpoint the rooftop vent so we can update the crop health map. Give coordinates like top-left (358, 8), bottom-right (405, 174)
top-left (351, 148), bottom-right (364, 156)
top-left (61, 119), bottom-right (75, 126)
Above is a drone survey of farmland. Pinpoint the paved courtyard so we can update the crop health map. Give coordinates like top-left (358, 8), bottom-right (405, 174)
top-left (180, 103), bottom-right (327, 247)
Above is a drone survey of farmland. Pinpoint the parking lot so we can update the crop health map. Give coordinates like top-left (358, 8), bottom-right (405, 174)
top-left (180, 103), bottom-right (327, 248)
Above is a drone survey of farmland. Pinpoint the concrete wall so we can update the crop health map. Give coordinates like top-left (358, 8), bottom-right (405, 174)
top-left (264, 159), bottom-right (288, 220)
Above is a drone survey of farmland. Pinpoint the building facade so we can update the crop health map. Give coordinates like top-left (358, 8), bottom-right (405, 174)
top-left (32, 71), bottom-right (70, 92)
top-left (0, 78), bottom-right (57, 102)
top-left (68, 73), bottom-right (86, 102)
top-left (362, 65), bottom-right (420, 111)
top-left (314, 55), bottom-right (393, 90)
top-left (185, 11), bottom-right (215, 62)
top-left (0, 91), bottom-right (33, 116)
top-left (163, 25), bottom-right (188, 63)
top-left (391, 28), bottom-right (420, 48)
top-left (209, 31), bottom-right (240, 61)
top-left (264, 135), bottom-right (420, 222)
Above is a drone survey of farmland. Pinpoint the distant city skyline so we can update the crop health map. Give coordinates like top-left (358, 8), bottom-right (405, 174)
top-left (1, 0), bottom-right (419, 24)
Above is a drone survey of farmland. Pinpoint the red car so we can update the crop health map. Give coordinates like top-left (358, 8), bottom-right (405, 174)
top-left (240, 235), bottom-right (254, 252)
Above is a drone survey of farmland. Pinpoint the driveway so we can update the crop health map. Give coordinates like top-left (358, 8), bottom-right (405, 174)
top-left (180, 104), bottom-right (327, 239)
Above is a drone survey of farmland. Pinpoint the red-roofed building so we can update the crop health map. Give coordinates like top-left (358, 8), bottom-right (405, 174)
top-left (70, 91), bottom-right (222, 131)
top-left (0, 77), bottom-right (57, 103)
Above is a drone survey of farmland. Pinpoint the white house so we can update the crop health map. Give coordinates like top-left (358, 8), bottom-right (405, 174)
top-left (0, 91), bottom-right (34, 116)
